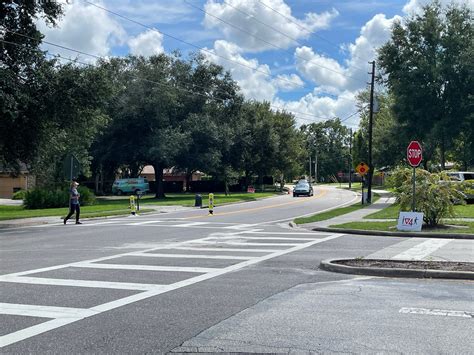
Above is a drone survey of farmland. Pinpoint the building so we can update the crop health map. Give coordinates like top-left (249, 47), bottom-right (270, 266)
top-left (0, 164), bottom-right (35, 199)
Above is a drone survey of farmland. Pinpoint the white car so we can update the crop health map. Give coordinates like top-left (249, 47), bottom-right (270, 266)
top-left (445, 171), bottom-right (474, 182)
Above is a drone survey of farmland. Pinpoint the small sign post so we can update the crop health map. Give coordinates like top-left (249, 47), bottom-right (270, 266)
top-left (208, 193), bottom-right (214, 216)
top-left (356, 162), bottom-right (369, 204)
top-left (407, 141), bottom-right (423, 211)
top-left (397, 141), bottom-right (424, 232)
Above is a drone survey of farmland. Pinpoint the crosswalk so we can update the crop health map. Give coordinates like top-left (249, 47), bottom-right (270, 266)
top-left (0, 229), bottom-right (342, 348)
top-left (2, 219), bottom-right (472, 348)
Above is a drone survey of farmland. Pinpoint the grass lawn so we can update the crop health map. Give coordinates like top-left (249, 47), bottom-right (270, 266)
top-left (294, 193), bottom-right (380, 225)
top-left (0, 192), bottom-right (278, 221)
top-left (365, 203), bottom-right (474, 219)
top-left (330, 221), bottom-right (474, 234)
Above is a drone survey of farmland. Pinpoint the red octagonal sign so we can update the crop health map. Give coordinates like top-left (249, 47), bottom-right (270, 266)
top-left (407, 141), bottom-right (422, 167)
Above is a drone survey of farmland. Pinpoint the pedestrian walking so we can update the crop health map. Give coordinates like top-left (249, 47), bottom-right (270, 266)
top-left (64, 181), bottom-right (82, 224)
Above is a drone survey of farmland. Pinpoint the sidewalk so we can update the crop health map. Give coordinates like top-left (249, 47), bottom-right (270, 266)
top-left (302, 189), bottom-right (396, 229)
top-left (297, 189), bottom-right (474, 239)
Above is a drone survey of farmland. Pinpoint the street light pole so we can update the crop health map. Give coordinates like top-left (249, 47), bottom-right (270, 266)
top-left (367, 61), bottom-right (375, 204)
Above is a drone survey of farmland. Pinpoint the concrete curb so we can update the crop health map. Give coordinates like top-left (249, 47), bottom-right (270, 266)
top-left (320, 258), bottom-right (474, 280)
top-left (311, 226), bottom-right (474, 239)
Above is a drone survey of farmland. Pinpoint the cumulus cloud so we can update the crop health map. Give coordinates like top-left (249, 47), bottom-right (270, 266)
top-left (203, 0), bottom-right (338, 52)
top-left (128, 30), bottom-right (164, 56)
top-left (38, 1), bottom-right (126, 61)
top-left (202, 40), bottom-right (280, 101)
top-left (272, 74), bottom-right (304, 92)
top-left (295, 46), bottom-right (348, 91)
top-left (272, 90), bottom-right (358, 126)
top-left (295, 13), bottom-right (399, 95)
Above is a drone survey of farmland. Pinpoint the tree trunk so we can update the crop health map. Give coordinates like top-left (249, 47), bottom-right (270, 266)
top-left (185, 171), bottom-right (192, 193)
top-left (153, 163), bottom-right (165, 199)
top-left (440, 137), bottom-right (446, 171)
top-left (279, 173), bottom-right (284, 192)
top-left (94, 171), bottom-right (99, 195)
top-left (244, 170), bottom-right (250, 190)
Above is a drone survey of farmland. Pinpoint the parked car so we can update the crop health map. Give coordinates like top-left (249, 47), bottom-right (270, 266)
top-left (112, 178), bottom-right (149, 195)
top-left (293, 181), bottom-right (313, 197)
top-left (445, 171), bottom-right (474, 182)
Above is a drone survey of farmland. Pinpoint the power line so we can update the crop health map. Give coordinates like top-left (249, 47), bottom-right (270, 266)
top-left (221, 0), bottom-right (366, 73)
top-left (1, 36), bottom-right (341, 124)
top-left (185, 0), bottom-right (365, 83)
top-left (0, 37), bottom-right (235, 104)
top-left (256, 0), bottom-right (373, 65)
top-left (83, 0), bottom-right (358, 104)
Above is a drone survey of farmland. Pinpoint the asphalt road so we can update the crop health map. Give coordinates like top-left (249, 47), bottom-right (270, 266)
top-left (1, 186), bottom-right (472, 353)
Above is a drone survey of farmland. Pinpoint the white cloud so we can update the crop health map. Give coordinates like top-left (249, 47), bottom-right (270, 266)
top-left (295, 13), bottom-right (399, 95)
top-left (203, 0), bottom-right (338, 52)
top-left (202, 40), bottom-right (280, 101)
top-left (295, 46), bottom-right (348, 91)
top-left (273, 74), bottom-right (304, 92)
top-left (272, 90), bottom-right (358, 126)
top-left (402, 0), bottom-right (474, 14)
top-left (38, 1), bottom-right (126, 61)
top-left (128, 30), bottom-right (164, 56)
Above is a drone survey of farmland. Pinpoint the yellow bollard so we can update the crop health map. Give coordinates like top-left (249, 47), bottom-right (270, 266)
top-left (129, 195), bottom-right (137, 215)
top-left (208, 193), bottom-right (214, 215)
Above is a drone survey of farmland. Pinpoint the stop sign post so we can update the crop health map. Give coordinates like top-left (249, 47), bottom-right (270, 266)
top-left (407, 141), bottom-right (422, 211)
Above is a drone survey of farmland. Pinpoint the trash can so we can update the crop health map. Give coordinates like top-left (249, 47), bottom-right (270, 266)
top-left (195, 194), bottom-right (202, 207)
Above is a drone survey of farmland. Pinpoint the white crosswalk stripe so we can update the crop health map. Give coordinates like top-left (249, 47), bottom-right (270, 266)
top-left (0, 232), bottom-right (345, 348)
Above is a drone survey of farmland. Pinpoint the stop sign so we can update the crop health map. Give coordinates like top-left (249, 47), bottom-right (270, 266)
top-left (407, 141), bottom-right (422, 167)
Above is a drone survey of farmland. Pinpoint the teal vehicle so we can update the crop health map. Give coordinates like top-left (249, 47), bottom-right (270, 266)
top-left (112, 178), bottom-right (150, 195)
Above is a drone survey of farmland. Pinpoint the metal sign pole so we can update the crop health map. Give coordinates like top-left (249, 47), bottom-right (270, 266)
top-left (70, 156), bottom-right (73, 181)
top-left (412, 167), bottom-right (416, 212)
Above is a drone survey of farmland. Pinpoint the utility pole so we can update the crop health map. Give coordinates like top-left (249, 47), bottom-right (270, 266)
top-left (309, 156), bottom-right (312, 184)
top-left (314, 150), bottom-right (318, 184)
top-left (349, 128), bottom-right (352, 189)
top-left (367, 61), bottom-right (375, 204)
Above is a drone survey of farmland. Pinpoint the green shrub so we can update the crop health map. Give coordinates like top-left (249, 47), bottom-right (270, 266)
top-left (77, 186), bottom-right (96, 206)
top-left (461, 180), bottom-right (474, 200)
top-left (390, 168), bottom-right (464, 227)
top-left (24, 188), bottom-right (69, 209)
top-left (23, 186), bottom-right (95, 209)
top-left (12, 190), bottom-right (27, 200)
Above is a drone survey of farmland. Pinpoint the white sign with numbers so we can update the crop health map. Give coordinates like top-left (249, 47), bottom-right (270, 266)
top-left (397, 212), bottom-right (424, 232)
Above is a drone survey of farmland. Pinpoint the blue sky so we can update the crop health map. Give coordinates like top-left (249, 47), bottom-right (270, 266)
top-left (39, 0), bottom-right (472, 127)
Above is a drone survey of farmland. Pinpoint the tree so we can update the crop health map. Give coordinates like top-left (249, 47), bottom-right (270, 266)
top-left (389, 168), bottom-right (463, 227)
top-left (301, 119), bottom-right (350, 182)
top-left (378, 2), bottom-right (473, 170)
top-left (0, 0), bottom-right (63, 170)
top-left (354, 91), bottom-right (406, 170)
top-left (272, 110), bottom-right (304, 190)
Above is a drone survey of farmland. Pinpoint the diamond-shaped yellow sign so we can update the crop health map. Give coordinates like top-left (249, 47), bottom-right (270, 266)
top-left (356, 162), bottom-right (369, 176)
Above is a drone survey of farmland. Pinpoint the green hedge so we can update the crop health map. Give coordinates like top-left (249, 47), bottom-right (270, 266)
top-left (12, 190), bottom-right (27, 200)
top-left (23, 186), bottom-right (96, 209)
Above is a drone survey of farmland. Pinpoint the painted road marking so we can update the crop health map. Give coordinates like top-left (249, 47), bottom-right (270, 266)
top-left (392, 239), bottom-right (452, 260)
top-left (0, 303), bottom-right (98, 319)
top-left (0, 276), bottom-right (161, 291)
top-left (211, 236), bottom-right (316, 241)
top-left (399, 307), bottom-right (473, 318)
top-left (174, 222), bottom-right (210, 227)
top-left (128, 252), bottom-right (253, 260)
top-left (193, 241), bottom-right (301, 247)
top-left (0, 233), bottom-right (345, 348)
top-left (125, 220), bottom-right (164, 226)
top-left (222, 224), bottom-right (254, 229)
top-left (173, 246), bottom-right (282, 253)
top-left (73, 262), bottom-right (219, 274)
